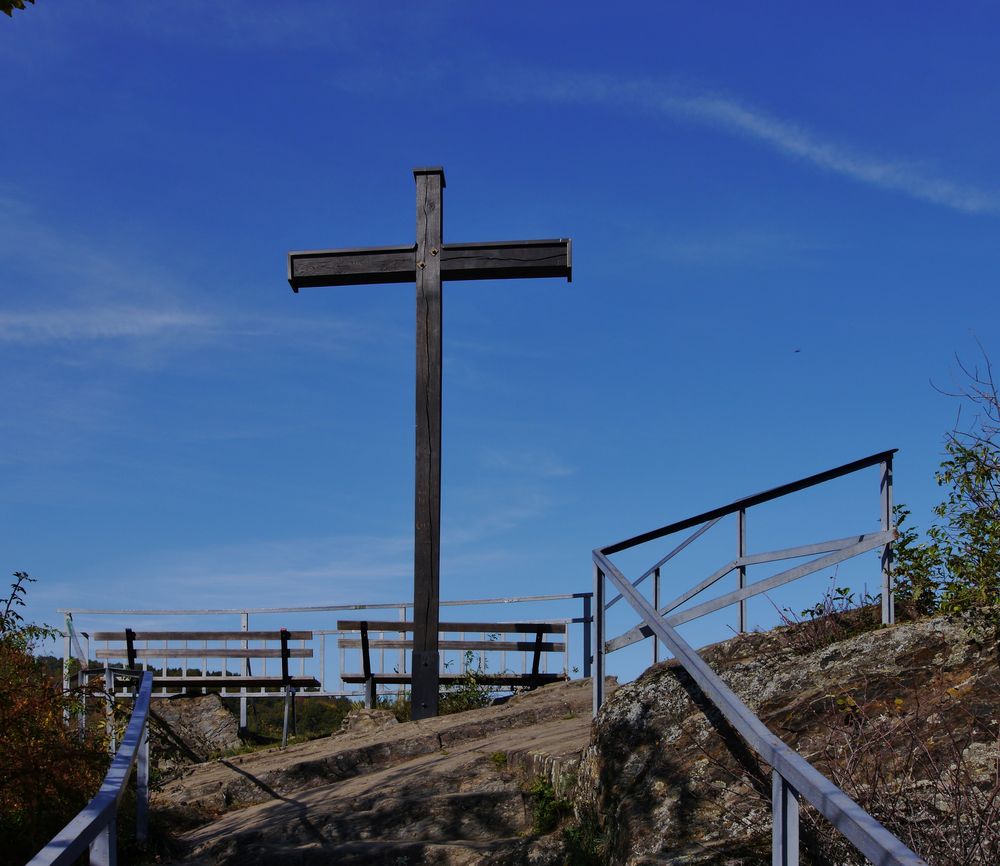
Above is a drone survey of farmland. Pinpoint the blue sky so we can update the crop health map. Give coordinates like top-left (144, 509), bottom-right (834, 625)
top-left (3, 3), bottom-right (998, 677)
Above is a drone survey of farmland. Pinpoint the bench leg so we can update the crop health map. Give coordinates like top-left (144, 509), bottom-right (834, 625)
top-left (364, 677), bottom-right (376, 709)
top-left (282, 687), bottom-right (291, 748)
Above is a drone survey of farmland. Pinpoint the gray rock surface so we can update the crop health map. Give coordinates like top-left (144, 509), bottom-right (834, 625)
top-left (151, 692), bottom-right (242, 765)
top-left (575, 614), bottom-right (1000, 866)
top-left (155, 678), bottom-right (606, 864)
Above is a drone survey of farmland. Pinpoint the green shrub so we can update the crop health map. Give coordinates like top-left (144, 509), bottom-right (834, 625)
top-left (527, 776), bottom-right (571, 834)
top-left (1, 573), bottom-right (110, 864)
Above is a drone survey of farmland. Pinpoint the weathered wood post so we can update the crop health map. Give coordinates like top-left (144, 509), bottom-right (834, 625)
top-left (287, 168), bottom-right (571, 718)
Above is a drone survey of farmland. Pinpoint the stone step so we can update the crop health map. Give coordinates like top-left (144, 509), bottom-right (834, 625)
top-left (182, 835), bottom-right (554, 866)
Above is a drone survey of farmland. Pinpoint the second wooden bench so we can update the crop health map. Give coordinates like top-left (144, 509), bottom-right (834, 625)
top-left (337, 619), bottom-right (568, 707)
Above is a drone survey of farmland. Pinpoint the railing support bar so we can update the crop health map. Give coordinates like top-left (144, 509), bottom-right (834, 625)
top-left (652, 567), bottom-right (660, 664)
top-left (240, 611), bottom-right (249, 732)
top-left (772, 771), bottom-right (799, 866)
top-left (90, 817), bottom-right (116, 866)
top-left (881, 456), bottom-right (894, 625)
top-left (592, 565), bottom-right (605, 716)
top-left (63, 617), bottom-right (72, 726)
top-left (737, 508), bottom-right (747, 633)
top-left (136, 725), bottom-right (149, 844)
top-left (582, 593), bottom-right (592, 679)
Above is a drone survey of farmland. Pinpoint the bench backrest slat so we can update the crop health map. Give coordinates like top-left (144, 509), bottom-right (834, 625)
top-left (335, 620), bottom-right (565, 634)
top-left (95, 647), bottom-right (313, 659)
top-left (337, 638), bottom-right (564, 653)
top-left (92, 630), bottom-right (313, 641)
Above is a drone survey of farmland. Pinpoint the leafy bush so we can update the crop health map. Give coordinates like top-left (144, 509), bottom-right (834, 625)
top-left (0, 573), bottom-right (109, 864)
top-left (439, 648), bottom-right (496, 714)
top-left (526, 776), bottom-right (571, 834)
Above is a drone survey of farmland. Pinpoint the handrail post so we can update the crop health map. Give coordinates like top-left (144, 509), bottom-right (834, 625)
top-left (592, 564), bottom-right (605, 716)
top-left (82, 633), bottom-right (91, 736)
top-left (652, 567), bottom-right (660, 664)
top-left (738, 508), bottom-right (747, 633)
top-left (240, 611), bottom-right (249, 732)
top-left (105, 662), bottom-right (116, 753)
top-left (582, 593), bottom-right (592, 679)
top-left (136, 724), bottom-right (149, 845)
top-left (880, 456), bottom-right (894, 625)
top-left (772, 770), bottom-right (799, 866)
top-left (90, 816), bottom-right (116, 866)
top-left (63, 615), bottom-right (72, 725)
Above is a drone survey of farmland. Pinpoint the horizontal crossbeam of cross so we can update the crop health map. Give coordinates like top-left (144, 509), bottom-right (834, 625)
top-left (287, 238), bottom-right (572, 291)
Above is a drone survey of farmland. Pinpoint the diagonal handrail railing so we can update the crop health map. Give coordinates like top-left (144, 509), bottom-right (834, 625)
top-left (593, 550), bottom-right (927, 866)
top-left (606, 529), bottom-right (893, 652)
top-left (28, 671), bottom-right (153, 866)
top-left (589, 449), bottom-right (928, 864)
top-left (596, 449), bottom-right (897, 672)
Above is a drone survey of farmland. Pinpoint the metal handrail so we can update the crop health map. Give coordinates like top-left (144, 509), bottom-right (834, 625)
top-left (57, 591), bottom-right (592, 617)
top-left (28, 671), bottom-right (153, 866)
top-left (601, 448), bottom-right (896, 555)
top-left (598, 451), bottom-right (896, 657)
top-left (594, 550), bottom-right (926, 866)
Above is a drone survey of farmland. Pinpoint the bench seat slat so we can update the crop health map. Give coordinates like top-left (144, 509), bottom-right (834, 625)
top-left (335, 620), bottom-right (566, 634)
top-left (95, 648), bottom-right (312, 660)
top-left (147, 676), bottom-right (320, 688)
top-left (91, 630), bottom-right (313, 641)
top-left (340, 672), bottom-right (564, 686)
top-left (337, 639), bottom-right (564, 653)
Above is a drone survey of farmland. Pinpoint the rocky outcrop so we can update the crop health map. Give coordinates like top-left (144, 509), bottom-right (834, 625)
top-left (575, 614), bottom-right (1000, 865)
top-left (155, 678), bottom-right (601, 864)
top-left (151, 692), bottom-right (242, 767)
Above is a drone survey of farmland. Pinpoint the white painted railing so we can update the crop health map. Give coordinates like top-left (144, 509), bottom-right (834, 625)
top-left (28, 671), bottom-right (153, 866)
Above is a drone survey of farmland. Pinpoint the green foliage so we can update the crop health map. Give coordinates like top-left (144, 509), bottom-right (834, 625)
top-left (799, 584), bottom-right (879, 620)
top-left (1, 573), bottom-right (109, 864)
top-left (1, 0), bottom-right (35, 17)
top-left (224, 694), bottom-right (354, 742)
top-left (1, 572), bottom-right (57, 651)
top-left (775, 577), bottom-right (884, 655)
top-left (439, 647), bottom-right (496, 715)
top-left (527, 776), bottom-right (571, 834)
top-left (891, 506), bottom-right (944, 616)
top-left (563, 812), bottom-right (608, 866)
top-left (893, 441), bottom-right (1000, 635)
top-left (892, 352), bottom-right (1000, 636)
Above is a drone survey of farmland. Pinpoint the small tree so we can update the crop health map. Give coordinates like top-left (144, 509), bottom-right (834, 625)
top-left (894, 349), bottom-right (1000, 634)
top-left (0, 573), bottom-right (108, 864)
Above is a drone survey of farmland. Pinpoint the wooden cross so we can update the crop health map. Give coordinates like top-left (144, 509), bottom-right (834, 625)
top-left (287, 167), bottom-right (571, 718)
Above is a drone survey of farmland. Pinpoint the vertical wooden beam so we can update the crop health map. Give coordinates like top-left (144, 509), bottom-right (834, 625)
top-left (411, 167), bottom-right (445, 719)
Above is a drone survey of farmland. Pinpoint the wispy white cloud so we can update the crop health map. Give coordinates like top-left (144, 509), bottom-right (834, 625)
top-left (101, 534), bottom-right (414, 609)
top-left (0, 193), bottom-right (380, 353)
top-left (0, 305), bottom-right (376, 352)
top-left (0, 307), bottom-right (216, 344)
top-left (495, 71), bottom-right (1000, 215)
top-left (649, 227), bottom-right (831, 267)
top-left (481, 447), bottom-right (576, 480)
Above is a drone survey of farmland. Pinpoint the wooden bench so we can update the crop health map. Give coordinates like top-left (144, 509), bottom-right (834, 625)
top-left (93, 628), bottom-right (321, 744)
top-left (337, 620), bottom-right (568, 707)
